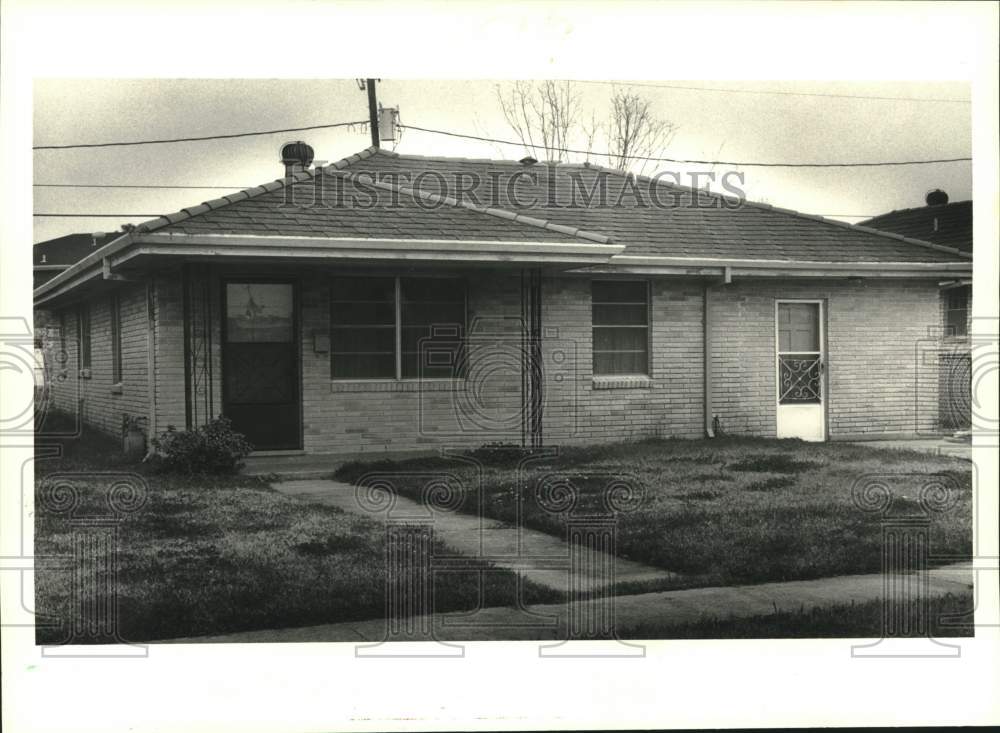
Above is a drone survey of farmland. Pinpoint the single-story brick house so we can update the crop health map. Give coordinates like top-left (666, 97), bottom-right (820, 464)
top-left (34, 145), bottom-right (972, 455)
top-left (859, 190), bottom-right (973, 431)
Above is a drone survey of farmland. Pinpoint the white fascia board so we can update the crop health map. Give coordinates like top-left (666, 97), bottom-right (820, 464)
top-left (135, 232), bottom-right (625, 257)
top-left (608, 254), bottom-right (972, 275)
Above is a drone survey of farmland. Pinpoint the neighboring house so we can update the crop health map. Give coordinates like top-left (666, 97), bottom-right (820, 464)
top-left (860, 191), bottom-right (972, 431)
top-left (33, 232), bottom-right (116, 339)
top-left (34, 232), bottom-right (116, 290)
top-left (33, 232), bottom-right (117, 404)
top-left (33, 145), bottom-right (972, 454)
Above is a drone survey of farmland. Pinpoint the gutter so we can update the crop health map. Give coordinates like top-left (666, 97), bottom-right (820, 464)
top-left (144, 276), bottom-right (158, 458)
top-left (34, 233), bottom-right (624, 307)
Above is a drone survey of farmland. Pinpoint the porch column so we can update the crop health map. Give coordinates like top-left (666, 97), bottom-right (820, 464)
top-left (181, 263), bottom-right (217, 429)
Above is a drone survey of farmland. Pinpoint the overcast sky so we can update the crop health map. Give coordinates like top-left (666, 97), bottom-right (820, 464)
top-left (32, 78), bottom-right (971, 243)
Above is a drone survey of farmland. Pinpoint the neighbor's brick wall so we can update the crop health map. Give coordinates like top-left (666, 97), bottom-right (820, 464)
top-left (707, 278), bottom-right (942, 439)
top-left (44, 281), bottom-right (151, 437)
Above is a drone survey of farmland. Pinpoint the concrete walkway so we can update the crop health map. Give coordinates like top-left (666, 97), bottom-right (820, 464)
top-left (163, 563), bottom-right (973, 643)
top-left (272, 479), bottom-right (680, 593)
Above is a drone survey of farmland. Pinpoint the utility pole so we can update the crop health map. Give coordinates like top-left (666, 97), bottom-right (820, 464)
top-left (366, 79), bottom-right (379, 148)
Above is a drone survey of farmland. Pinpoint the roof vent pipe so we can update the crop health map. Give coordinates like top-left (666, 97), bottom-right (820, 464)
top-left (925, 189), bottom-right (949, 206)
top-left (281, 141), bottom-right (315, 178)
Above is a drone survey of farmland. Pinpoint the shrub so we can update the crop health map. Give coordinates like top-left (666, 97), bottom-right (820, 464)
top-left (151, 416), bottom-right (253, 475)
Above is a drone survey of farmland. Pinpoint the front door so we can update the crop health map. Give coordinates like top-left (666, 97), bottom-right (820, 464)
top-left (222, 281), bottom-right (300, 451)
top-left (775, 300), bottom-right (826, 441)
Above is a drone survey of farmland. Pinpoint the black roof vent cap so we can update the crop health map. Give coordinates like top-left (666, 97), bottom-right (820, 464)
top-left (925, 189), bottom-right (949, 206)
top-left (281, 141), bottom-right (315, 176)
top-left (519, 156), bottom-right (538, 166)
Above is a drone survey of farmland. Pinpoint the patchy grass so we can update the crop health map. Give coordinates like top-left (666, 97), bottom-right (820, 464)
top-left (622, 592), bottom-right (975, 639)
top-left (334, 437), bottom-right (972, 589)
top-left (34, 412), bottom-right (560, 643)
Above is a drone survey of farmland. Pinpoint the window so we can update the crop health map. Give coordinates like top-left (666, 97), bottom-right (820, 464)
top-left (592, 280), bottom-right (649, 376)
top-left (331, 277), bottom-right (397, 379)
top-left (401, 278), bottom-right (466, 378)
top-left (79, 305), bottom-right (92, 370)
top-left (945, 285), bottom-right (970, 337)
top-left (110, 295), bottom-right (123, 383)
top-left (330, 276), bottom-right (466, 379)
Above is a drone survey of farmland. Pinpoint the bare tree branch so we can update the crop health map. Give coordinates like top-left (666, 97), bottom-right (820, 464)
top-left (495, 81), bottom-right (580, 162)
top-left (604, 88), bottom-right (678, 175)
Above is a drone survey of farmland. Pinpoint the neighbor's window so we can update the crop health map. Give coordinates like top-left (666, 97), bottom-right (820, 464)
top-left (78, 305), bottom-right (92, 370)
top-left (592, 280), bottom-right (650, 376)
top-left (945, 285), bottom-right (970, 337)
top-left (110, 295), bottom-right (123, 383)
top-left (330, 276), bottom-right (466, 379)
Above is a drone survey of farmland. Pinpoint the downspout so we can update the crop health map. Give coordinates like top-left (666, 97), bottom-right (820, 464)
top-left (704, 266), bottom-right (731, 438)
top-left (144, 275), bottom-right (158, 458)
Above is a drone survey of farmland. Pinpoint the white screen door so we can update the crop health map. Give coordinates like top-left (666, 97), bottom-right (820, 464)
top-left (775, 301), bottom-right (826, 441)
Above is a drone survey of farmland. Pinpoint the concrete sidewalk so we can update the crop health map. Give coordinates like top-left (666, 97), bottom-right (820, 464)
top-left (162, 563), bottom-right (973, 643)
top-left (272, 478), bottom-right (680, 593)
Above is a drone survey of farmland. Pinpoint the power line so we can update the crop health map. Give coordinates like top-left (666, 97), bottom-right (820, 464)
top-left (398, 124), bottom-right (972, 168)
top-left (35, 183), bottom-right (248, 190)
top-left (34, 214), bottom-right (160, 218)
top-left (33, 120), bottom-right (368, 151)
top-left (35, 183), bottom-right (250, 190)
top-left (32, 210), bottom-right (883, 219)
top-left (575, 80), bottom-right (972, 104)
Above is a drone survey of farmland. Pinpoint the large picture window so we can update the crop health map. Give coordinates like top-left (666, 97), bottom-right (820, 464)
top-left (331, 276), bottom-right (466, 380)
top-left (330, 277), bottom-right (397, 379)
top-left (592, 280), bottom-right (649, 376)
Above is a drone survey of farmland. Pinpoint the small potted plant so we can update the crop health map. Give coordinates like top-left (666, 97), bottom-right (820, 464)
top-left (121, 414), bottom-right (147, 459)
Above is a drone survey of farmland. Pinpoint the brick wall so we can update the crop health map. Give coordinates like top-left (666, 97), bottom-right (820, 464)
top-left (707, 278), bottom-right (942, 440)
top-left (44, 281), bottom-right (151, 438)
top-left (40, 270), bottom-right (945, 452)
top-left (541, 276), bottom-right (704, 445)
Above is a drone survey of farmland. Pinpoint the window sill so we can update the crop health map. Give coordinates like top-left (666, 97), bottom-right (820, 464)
top-left (592, 375), bottom-right (652, 390)
top-left (330, 379), bottom-right (466, 394)
top-left (110, 382), bottom-right (123, 395)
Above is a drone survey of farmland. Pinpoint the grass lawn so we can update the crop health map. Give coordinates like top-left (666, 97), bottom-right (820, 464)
top-left (334, 438), bottom-right (972, 591)
top-left (34, 415), bottom-right (561, 643)
top-left (622, 592), bottom-right (975, 639)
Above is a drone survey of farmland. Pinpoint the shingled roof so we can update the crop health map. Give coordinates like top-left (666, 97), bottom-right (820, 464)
top-left (859, 199), bottom-right (972, 254)
top-left (138, 147), bottom-right (968, 265)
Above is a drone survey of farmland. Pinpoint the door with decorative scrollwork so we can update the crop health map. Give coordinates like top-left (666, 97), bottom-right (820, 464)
top-left (775, 300), bottom-right (825, 441)
top-left (222, 281), bottom-right (300, 451)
